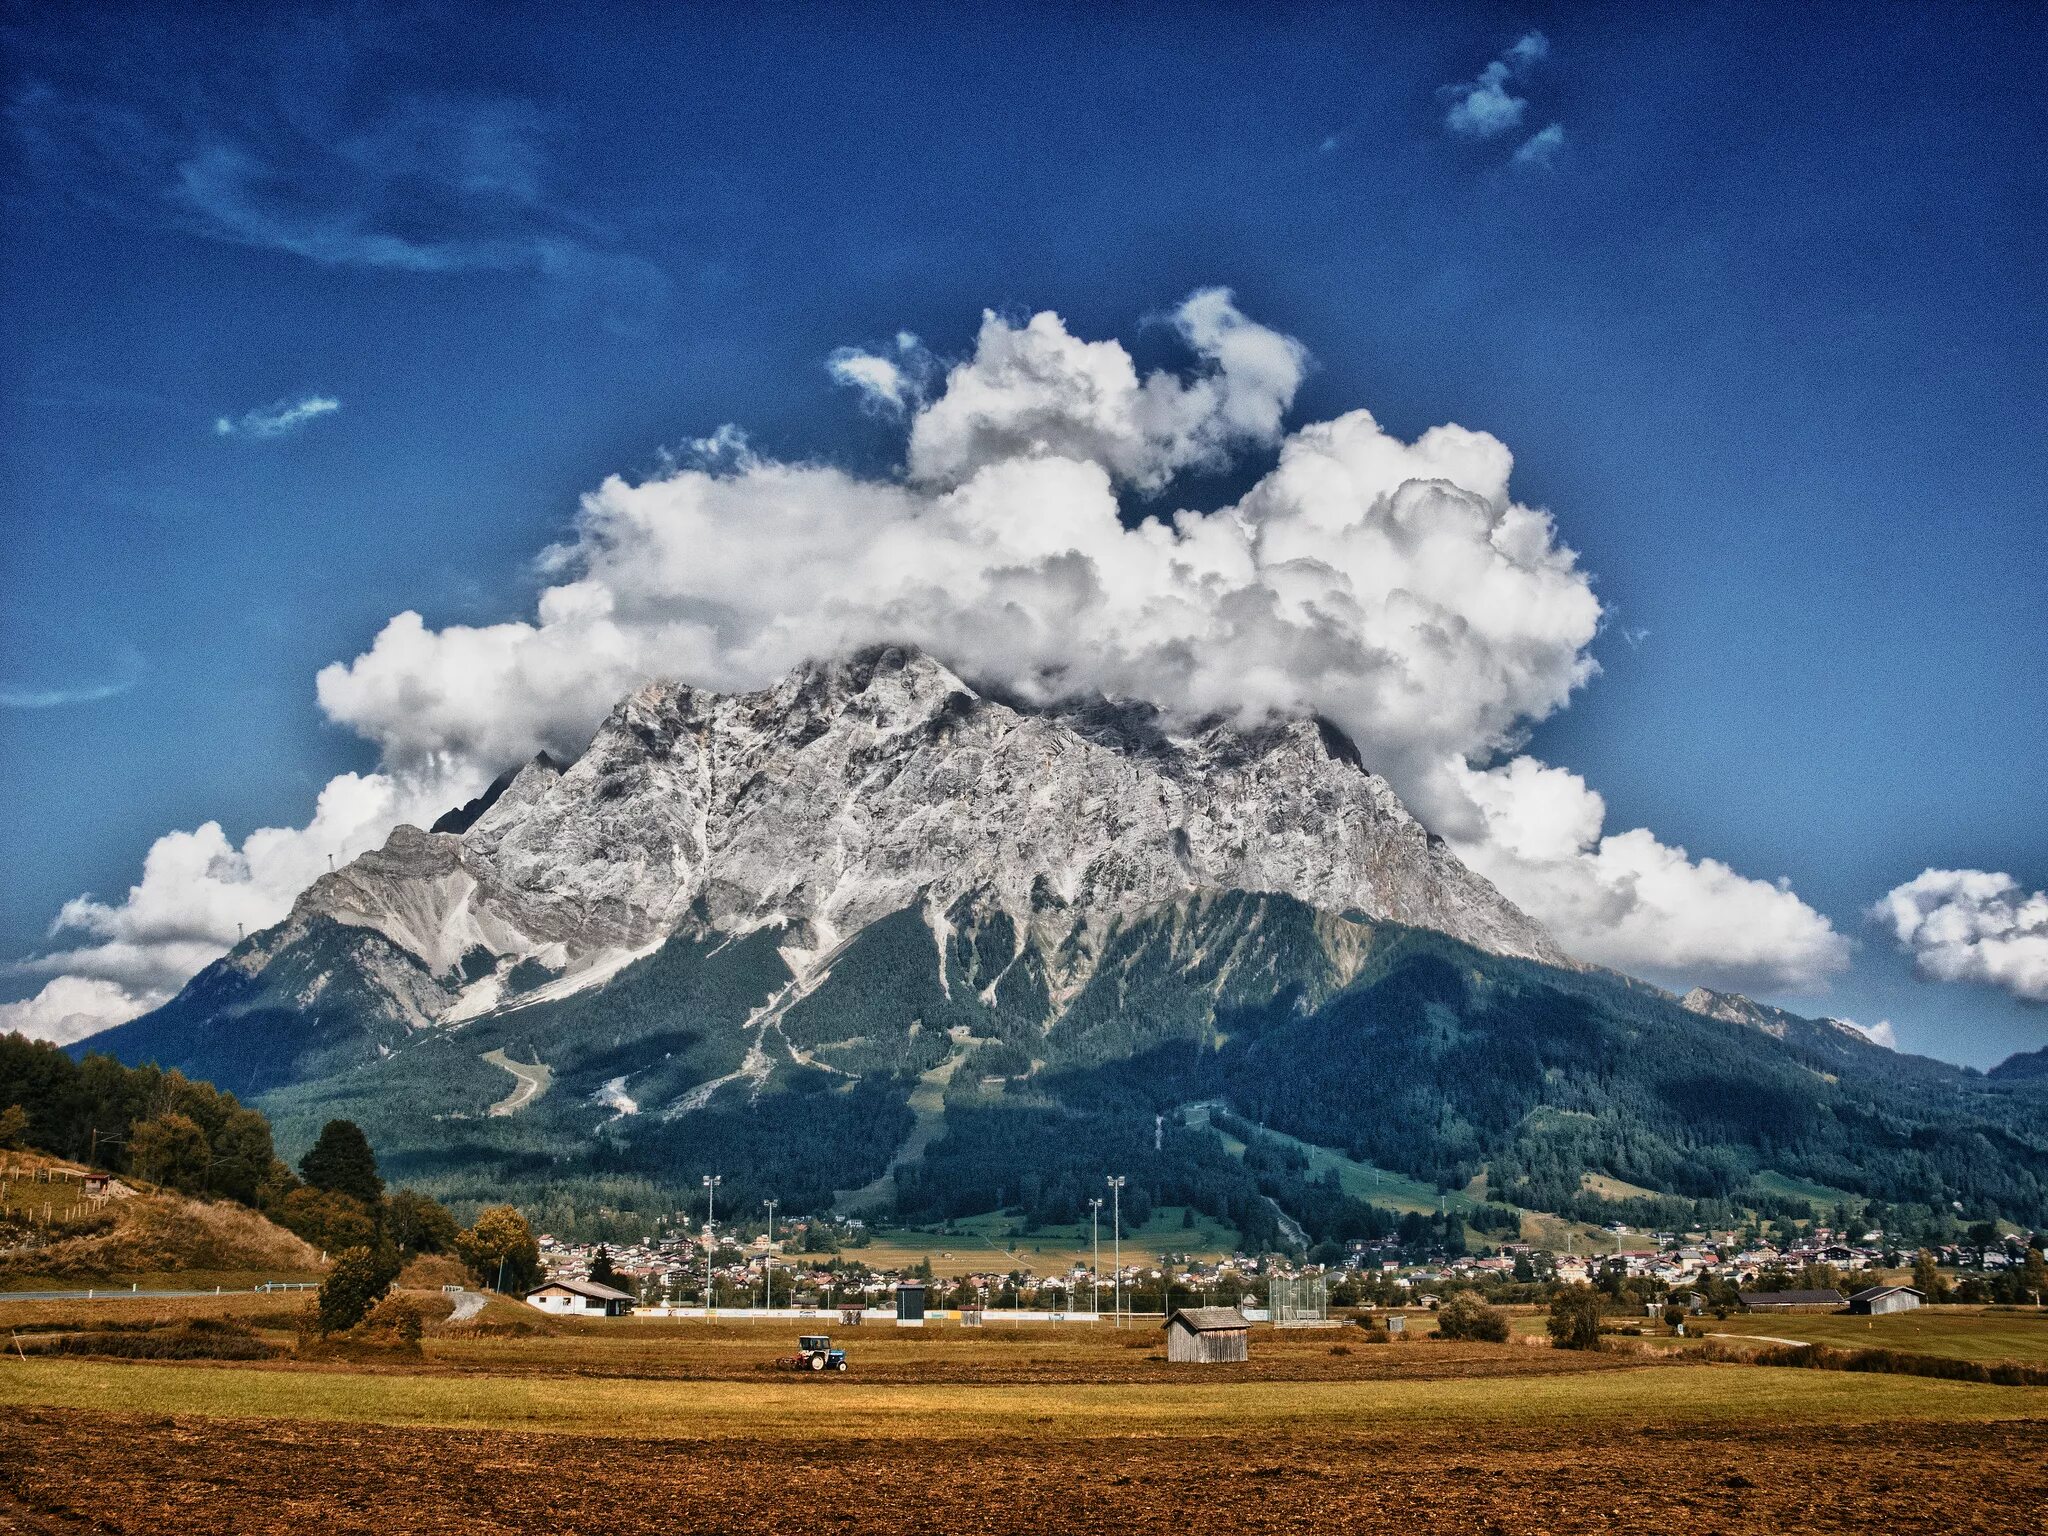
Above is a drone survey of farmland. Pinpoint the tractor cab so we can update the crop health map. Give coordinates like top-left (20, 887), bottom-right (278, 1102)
top-left (784, 1335), bottom-right (848, 1372)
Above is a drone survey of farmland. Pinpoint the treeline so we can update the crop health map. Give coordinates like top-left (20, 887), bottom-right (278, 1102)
top-left (1, 1033), bottom-right (282, 1204)
top-left (1, 1033), bottom-right (540, 1298)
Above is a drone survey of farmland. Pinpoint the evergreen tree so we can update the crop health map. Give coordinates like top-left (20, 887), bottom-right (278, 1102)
top-left (589, 1246), bottom-right (620, 1288)
top-left (298, 1120), bottom-right (384, 1205)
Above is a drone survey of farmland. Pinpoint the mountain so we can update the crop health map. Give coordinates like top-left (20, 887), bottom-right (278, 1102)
top-left (82, 646), bottom-right (2048, 1241)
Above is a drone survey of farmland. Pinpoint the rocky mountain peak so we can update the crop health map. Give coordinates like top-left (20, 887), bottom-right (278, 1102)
top-left (284, 645), bottom-right (1567, 1003)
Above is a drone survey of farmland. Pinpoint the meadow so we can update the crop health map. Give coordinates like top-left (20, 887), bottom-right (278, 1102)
top-left (4, 1299), bottom-right (2044, 1532)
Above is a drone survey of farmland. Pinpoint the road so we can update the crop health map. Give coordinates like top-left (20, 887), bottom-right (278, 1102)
top-left (1, 1285), bottom-right (316, 1303)
top-left (482, 1048), bottom-right (552, 1115)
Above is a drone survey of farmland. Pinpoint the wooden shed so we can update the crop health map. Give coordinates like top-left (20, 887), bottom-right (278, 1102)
top-left (1163, 1306), bottom-right (1250, 1364)
top-left (1847, 1284), bottom-right (1924, 1316)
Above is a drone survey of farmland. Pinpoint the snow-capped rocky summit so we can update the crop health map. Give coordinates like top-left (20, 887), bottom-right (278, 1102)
top-left (287, 644), bottom-right (1566, 1000)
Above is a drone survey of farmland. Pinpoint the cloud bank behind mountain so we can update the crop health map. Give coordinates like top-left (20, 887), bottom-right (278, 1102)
top-left (10, 290), bottom-right (1854, 1038)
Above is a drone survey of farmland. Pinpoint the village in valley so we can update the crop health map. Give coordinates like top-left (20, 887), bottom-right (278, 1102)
top-left (523, 1208), bottom-right (2038, 1325)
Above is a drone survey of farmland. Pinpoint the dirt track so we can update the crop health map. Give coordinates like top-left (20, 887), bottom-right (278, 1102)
top-left (4, 1406), bottom-right (2041, 1534)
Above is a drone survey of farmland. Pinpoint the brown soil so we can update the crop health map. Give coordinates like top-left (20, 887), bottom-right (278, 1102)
top-left (2, 1405), bottom-right (2039, 1534)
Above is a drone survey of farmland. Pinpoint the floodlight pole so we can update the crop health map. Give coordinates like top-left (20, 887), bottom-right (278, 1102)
top-left (702, 1174), bottom-right (721, 1313)
top-left (763, 1199), bottom-right (778, 1309)
top-left (1108, 1176), bottom-right (1125, 1327)
top-left (1089, 1197), bottom-right (1103, 1320)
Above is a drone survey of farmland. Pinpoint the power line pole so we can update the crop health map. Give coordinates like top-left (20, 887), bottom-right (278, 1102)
top-left (701, 1173), bottom-right (721, 1314)
top-left (1088, 1197), bottom-right (1103, 1320)
top-left (1107, 1176), bottom-right (1125, 1327)
top-left (762, 1198), bottom-right (778, 1310)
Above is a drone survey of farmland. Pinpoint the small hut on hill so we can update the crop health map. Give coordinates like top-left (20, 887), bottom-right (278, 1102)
top-left (1163, 1307), bottom-right (1251, 1364)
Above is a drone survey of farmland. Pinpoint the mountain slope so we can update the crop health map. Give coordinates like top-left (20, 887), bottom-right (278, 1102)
top-left (81, 646), bottom-right (2048, 1236)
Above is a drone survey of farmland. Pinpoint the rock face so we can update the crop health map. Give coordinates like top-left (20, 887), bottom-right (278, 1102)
top-left (290, 645), bottom-right (1566, 998)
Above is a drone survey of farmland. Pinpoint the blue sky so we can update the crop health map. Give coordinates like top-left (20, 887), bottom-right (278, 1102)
top-left (2, 3), bottom-right (2043, 1064)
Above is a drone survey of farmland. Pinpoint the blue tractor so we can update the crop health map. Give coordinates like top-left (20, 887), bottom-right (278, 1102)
top-left (777, 1335), bottom-right (848, 1372)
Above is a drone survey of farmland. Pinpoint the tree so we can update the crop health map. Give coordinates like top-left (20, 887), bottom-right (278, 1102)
top-left (316, 1244), bottom-right (400, 1334)
top-left (1964, 1221), bottom-right (1999, 1267)
top-left (209, 1107), bottom-right (278, 1205)
top-left (458, 1205), bottom-right (541, 1292)
top-left (129, 1111), bottom-right (209, 1192)
top-left (274, 1187), bottom-right (379, 1256)
top-left (1912, 1247), bottom-right (1947, 1302)
top-left (1512, 1252), bottom-right (1535, 1283)
top-left (1436, 1291), bottom-right (1509, 1342)
top-left (298, 1120), bottom-right (383, 1205)
top-left (589, 1246), bottom-right (620, 1289)
top-left (1547, 1283), bottom-right (1603, 1351)
top-left (386, 1189), bottom-right (459, 1256)
top-left (2021, 1243), bottom-right (2047, 1303)
top-left (0, 1103), bottom-right (28, 1151)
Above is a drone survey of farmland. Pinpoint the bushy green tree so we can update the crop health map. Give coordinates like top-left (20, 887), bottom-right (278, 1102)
top-left (0, 1102), bottom-right (28, 1151)
top-left (1435, 1291), bottom-right (1509, 1342)
top-left (386, 1188), bottom-right (459, 1256)
top-left (1547, 1283), bottom-right (1603, 1351)
top-left (316, 1244), bottom-right (400, 1334)
top-left (130, 1111), bottom-right (210, 1192)
top-left (298, 1120), bottom-right (384, 1205)
top-left (274, 1186), bottom-right (378, 1256)
top-left (458, 1205), bottom-right (541, 1292)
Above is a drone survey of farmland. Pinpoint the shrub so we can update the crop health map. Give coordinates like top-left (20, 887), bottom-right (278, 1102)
top-left (317, 1244), bottom-right (400, 1334)
top-left (1547, 1283), bottom-right (1603, 1351)
top-left (21, 1319), bottom-right (275, 1361)
top-left (1699, 1337), bottom-right (2048, 1388)
top-left (1436, 1292), bottom-right (1510, 1343)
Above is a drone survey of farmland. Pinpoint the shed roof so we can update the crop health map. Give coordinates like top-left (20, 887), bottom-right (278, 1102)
top-left (1738, 1289), bottom-right (1843, 1306)
top-left (529, 1277), bottom-right (634, 1302)
top-left (1164, 1307), bottom-right (1250, 1333)
top-left (1847, 1284), bottom-right (1924, 1302)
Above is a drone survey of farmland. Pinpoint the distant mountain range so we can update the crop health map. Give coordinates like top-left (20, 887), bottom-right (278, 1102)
top-left (83, 646), bottom-right (2048, 1240)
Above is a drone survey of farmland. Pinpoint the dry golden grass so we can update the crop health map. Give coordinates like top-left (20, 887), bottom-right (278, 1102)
top-left (0, 1176), bottom-right (321, 1285)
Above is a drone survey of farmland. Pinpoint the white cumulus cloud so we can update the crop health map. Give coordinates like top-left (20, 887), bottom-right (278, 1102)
top-left (1874, 869), bottom-right (2048, 1003)
top-left (0, 975), bottom-right (167, 1046)
top-left (1841, 1017), bottom-right (1898, 1050)
top-left (1449, 757), bottom-right (1850, 991)
top-left (214, 394), bottom-right (340, 439)
top-left (21, 287), bottom-right (1849, 1010)
top-left (23, 771), bottom-right (460, 1000)
top-left (1441, 32), bottom-right (1549, 141)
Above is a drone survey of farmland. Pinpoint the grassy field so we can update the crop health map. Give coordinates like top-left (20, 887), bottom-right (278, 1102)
top-left (9, 1299), bottom-right (2046, 1533)
top-left (7, 1348), bottom-right (2046, 1440)
top-left (1709, 1306), bottom-right (2048, 1362)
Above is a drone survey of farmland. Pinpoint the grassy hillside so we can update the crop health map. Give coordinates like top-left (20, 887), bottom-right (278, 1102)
top-left (1, 1152), bottom-right (322, 1286)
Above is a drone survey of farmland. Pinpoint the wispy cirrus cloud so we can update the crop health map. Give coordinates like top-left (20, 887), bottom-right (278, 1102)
top-left (9, 72), bottom-right (666, 328)
top-left (213, 393), bottom-right (339, 439)
top-left (1513, 122), bottom-right (1566, 169)
top-left (0, 649), bottom-right (144, 710)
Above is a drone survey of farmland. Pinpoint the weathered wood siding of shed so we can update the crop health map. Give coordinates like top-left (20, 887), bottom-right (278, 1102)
top-left (1166, 1321), bottom-right (1248, 1363)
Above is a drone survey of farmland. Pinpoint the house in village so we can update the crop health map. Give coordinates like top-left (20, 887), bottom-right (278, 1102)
top-left (1163, 1307), bottom-right (1251, 1364)
top-left (1847, 1284), bottom-right (1924, 1316)
top-left (525, 1277), bottom-right (636, 1317)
